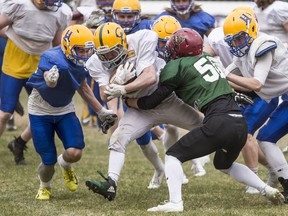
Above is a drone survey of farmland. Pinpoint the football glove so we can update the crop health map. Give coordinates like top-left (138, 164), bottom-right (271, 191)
top-left (233, 92), bottom-right (254, 106)
top-left (96, 108), bottom-right (118, 134)
top-left (110, 62), bottom-right (136, 85)
top-left (104, 84), bottom-right (127, 100)
top-left (47, 65), bottom-right (59, 83)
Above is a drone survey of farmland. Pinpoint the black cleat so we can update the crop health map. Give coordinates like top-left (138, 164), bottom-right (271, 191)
top-left (7, 137), bottom-right (27, 165)
top-left (278, 177), bottom-right (288, 204)
top-left (86, 171), bottom-right (117, 201)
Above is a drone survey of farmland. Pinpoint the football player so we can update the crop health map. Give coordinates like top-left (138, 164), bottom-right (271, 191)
top-left (85, 22), bottom-right (205, 201)
top-left (26, 25), bottom-right (117, 200)
top-left (126, 28), bottom-right (285, 212)
top-left (224, 9), bottom-right (288, 202)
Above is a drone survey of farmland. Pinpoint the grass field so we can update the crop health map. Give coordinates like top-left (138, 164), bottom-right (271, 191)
top-left (0, 92), bottom-right (287, 216)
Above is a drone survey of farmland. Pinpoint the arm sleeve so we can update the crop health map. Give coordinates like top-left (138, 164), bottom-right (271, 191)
top-left (137, 84), bottom-right (174, 110)
top-left (254, 51), bottom-right (273, 85)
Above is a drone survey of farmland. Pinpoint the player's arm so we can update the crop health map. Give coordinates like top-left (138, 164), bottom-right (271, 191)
top-left (226, 52), bottom-right (273, 92)
top-left (52, 29), bottom-right (63, 47)
top-left (125, 84), bottom-right (174, 110)
top-left (78, 79), bottom-right (105, 112)
top-left (0, 14), bottom-right (11, 37)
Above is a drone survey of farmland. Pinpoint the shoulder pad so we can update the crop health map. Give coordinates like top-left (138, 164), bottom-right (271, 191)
top-left (255, 41), bottom-right (277, 57)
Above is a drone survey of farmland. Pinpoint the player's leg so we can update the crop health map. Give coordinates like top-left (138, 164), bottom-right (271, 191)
top-left (29, 114), bottom-right (57, 200)
top-left (56, 112), bottom-right (85, 192)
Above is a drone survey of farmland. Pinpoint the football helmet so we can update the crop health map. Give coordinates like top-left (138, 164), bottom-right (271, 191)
top-left (61, 25), bottom-right (95, 66)
top-left (223, 10), bottom-right (258, 57)
top-left (96, 0), bottom-right (114, 14)
top-left (34, 0), bottom-right (63, 11)
top-left (165, 28), bottom-right (203, 60)
top-left (94, 22), bottom-right (128, 69)
top-left (170, 0), bottom-right (194, 15)
top-left (152, 15), bottom-right (181, 59)
top-left (112, 0), bottom-right (141, 33)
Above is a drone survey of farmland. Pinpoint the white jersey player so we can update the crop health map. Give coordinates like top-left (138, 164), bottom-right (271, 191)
top-left (223, 9), bottom-right (288, 202)
top-left (85, 22), bottom-right (204, 201)
top-left (253, 0), bottom-right (288, 46)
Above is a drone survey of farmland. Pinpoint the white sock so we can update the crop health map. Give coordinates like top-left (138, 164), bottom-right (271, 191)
top-left (39, 176), bottom-right (51, 189)
top-left (57, 154), bottom-right (71, 169)
top-left (108, 150), bottom-right (125, 184)
top-left (165, 155), bottom-right (183, 203)
top-left (220, 162), bottom-right (266, 192)
top-left (259, 141), bottom-right (288, 179)
top-left (140, 140), bottom-right (164, 173)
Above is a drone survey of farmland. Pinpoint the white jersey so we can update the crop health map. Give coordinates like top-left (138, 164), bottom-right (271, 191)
top-left (1, 0), bottom-right (71, 55)
top-left (207, 27), bottom-right (233, 68)
top-left (86, 29), bottom-right (166, 99)
top-left (227, 32), bottom-right (288, 101)
top-left (253, 1), bottom-right (288, 44)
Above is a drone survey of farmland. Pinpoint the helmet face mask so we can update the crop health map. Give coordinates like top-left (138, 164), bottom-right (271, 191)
top-left (152, 15), bottom-right (181, 59)
top-left (223, 11), bottom-right (258, 57)
top-left (96, 0), bottom-right (114, 14)
top-left (61, 25), bottom-right (95, 66)
top-left (112, 0), bottom-right (141, 33)
top-left (165, 28), bottom-right (203, 60)
top-left (170, 0), bottom-right (194, 15)
top-left (35, 0), bottom-right (63, 11)
top-left (94, 22), bottom-right (128, 69)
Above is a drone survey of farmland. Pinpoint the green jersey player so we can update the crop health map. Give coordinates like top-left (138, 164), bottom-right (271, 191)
top-left (126, 28), bottom-right (284, 212)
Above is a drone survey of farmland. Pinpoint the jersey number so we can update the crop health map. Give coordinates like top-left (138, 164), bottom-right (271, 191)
top-left (194, 57), bottom-right (225, 82)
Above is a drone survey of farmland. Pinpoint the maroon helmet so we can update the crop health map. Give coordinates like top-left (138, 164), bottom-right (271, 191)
top-left (165, 28), bottom-right (203, 60)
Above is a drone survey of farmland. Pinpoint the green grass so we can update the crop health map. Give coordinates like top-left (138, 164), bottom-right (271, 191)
top-left (0, 92), bottom-right (287, 216)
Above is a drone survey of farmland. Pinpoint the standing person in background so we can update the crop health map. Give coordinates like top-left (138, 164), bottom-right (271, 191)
top-left (0, 0), bottom-right (72, 165)
top-left (26, 24), bottom-right (117, 201)
top-left (154, 0), bottom-right (215, 38)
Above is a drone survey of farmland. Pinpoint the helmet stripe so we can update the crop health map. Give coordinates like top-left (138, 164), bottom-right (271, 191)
top-left (98, 24), bottom-right (105, 46)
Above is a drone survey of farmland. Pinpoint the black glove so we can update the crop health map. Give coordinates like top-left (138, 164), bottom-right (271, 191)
top-left (233, 92), bottom-right (254, 106)
top-left (100, 114), bottom-right (118, 134)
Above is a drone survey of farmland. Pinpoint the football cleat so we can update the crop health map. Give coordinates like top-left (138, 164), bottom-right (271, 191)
top-left (147, 170), bottom-right (165, 189)
top-left (182, 174), bottom-right (189, 185)
top-left (192, 161), bottom-right (206, 177)
top-left (261, 185), bottom-right (285, 205)
top-left (278, 177), bottom-right (288, 203)
top-left (86, 171), bottom-right (117, 201)
top-left (7, 137), bottom-right (27, 165)
top-left (35, 187), bottom-right (52, 200)
top-left (147, 200), bottom-right (184, 212)
top-left (60, 167), bottom-right (78, 192)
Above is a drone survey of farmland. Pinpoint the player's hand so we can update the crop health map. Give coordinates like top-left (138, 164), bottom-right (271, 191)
top-left (233, 92), bottom-right (254, 106)
top-left (110, 62), bottom-right (136, 85)
top-left (96, 107), bottom-right (118, 134)
top-left (47, 65), bottom-right (59, 83)
top-left (104, 84), bottom-right (127, 100)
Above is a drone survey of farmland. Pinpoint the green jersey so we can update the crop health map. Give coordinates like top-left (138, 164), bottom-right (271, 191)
top-left (160, 52), bottom-right (233, 111)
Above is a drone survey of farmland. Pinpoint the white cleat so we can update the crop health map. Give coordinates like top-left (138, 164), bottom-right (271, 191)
top-left (261, 185), bottom-right (285, 205)
top-left (266, 171), bottom-right (278, 188)
top-left (282, 145), bottom-right (288, 153)
top-left (200, 155), bottom-right (210, 166)
top-left (245, 185), bottom-right (260, 194)
top-left (147, 170), bottom-right (165, 189)
top-left (182, 174), bottom-right (189, 185)
top-left (147, 200), bottom-right (184, 212)
top-left (192, 162), bottom-right (206, 177)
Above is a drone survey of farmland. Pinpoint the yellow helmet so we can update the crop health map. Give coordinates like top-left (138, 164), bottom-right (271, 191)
top-left (223, 10), bottom-right (258, 57)
top-left (61, 25), bottom-right (95, 66)
top-left (152, 15), bottom-right (181, 59)
top-left (94, 22), bottom-right (128, 69)
top-left (112, 0), bottom-right (141, 33)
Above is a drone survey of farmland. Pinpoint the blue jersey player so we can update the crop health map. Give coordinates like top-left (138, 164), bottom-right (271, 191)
top-left (26, 25), bottom-right (117, 200)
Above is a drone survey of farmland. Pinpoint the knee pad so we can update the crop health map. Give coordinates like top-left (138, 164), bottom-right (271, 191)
top-left (109, 127), bottom-right (131, 153)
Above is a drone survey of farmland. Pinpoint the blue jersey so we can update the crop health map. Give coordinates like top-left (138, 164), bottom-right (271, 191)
top-left (27, 46), bottom-right (88, 107)
top-left (154, 11), bottom-right (215, 38)
top-left (128, 19), bottom-right (154, 34)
